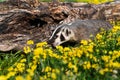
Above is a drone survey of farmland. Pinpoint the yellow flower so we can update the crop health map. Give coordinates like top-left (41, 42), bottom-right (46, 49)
top-left (16, 63), bottom-right (25, 73)
top-left (93, 57), bottom-right (97, 62)
top-left (92, 0), bottom-right (100, 4)
top-left (51, 72), bottom-right (56, 79)
top-left (27, 69), bottom-right (34, 76)
top-left (31, 64), bottom-right (37, 71)
top-left (36, 42), bottom-right (47, 47)
top-left (76, 50), bottom-right (83, 57)
top-left (117, 37), bottom-right (120, 45)
top-left (45, 66), bottom-right (51, 72)
top-left (99, 68), bottom-right (109, 75)
top-left (26, 75), bottom-right (32, 80)
top-left (99, 69), bottom-right (104, 75)
top-left (92, 64), bottom-right (99, 70)
top-left (23, 46), bottom-right (31, 54)
top-left (7, 72), bottom-right (16, 79)
top-left (7, 67), bottom-right (14, 71)
top-left (55, 69), bottom-right (60, 74)
top-left (47, 72), bottom-right (51, 78)
top-left (96, 33), bottom-right (102, 40)
top-left (56, 46), bottom-right (63, 53)
top-left (15, 76), bottom-right (24, 80)
top-left (34, 47), bottom-right (43, 56)
top-left (63, 47), bottom-right (71, 52)
top-left (87, 45), bottom-right (93, 53)
top-left (20, 59), bottom-right (26, 63)
top-left (101, 56), bottom-right (110, 63)
top-left (112, 26), bottom-right (120, 33)
top-left (68, 62), bottom-right (73, 68)
top-left (73, 65), bottom-right (78, 73)
top-left (112, 62), bottom-right (120, 68)
top-left (0, 75), bottom-right (7, 80)
top-left (81, 40), bottom-right (88, 45)
top-left (83, 61), bottom-right (91, 69)
top-left (43, 75), bottom-right (47, 80)
top-left (27, 40), bottom-right (34, 45)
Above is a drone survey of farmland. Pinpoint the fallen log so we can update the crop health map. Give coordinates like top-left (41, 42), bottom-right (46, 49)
top-left (0, 0), bottom-right (120, 51)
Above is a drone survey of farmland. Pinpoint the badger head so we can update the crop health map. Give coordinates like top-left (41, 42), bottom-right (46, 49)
top-left (47, 25), bottom-right (75, 47)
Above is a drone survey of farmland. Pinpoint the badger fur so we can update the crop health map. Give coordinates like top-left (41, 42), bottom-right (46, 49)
top-left (47, 19), bottom-right (112, 47)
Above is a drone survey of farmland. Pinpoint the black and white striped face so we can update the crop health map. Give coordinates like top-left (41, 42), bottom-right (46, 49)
top-left (47, 25), bottom-right (74, 47)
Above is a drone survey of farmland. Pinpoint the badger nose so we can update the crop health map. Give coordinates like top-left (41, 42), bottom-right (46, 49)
top-left (47, 40), bottom-right (51, 44)
top-left (47, 40), bottom-right (56, 48)
top-left (47, 40), bottom-right (54, 46)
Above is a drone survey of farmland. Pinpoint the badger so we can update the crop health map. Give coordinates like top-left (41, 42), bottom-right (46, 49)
top-left (47, 19), bottom-right (112, 47)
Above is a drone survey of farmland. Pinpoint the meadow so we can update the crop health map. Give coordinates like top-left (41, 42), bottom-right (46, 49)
top-left (0, 0), bottom-right (120, 80)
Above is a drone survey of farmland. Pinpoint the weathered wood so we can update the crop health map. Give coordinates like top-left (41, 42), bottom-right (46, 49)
top-left (0, 1), bottom-right (120, 51)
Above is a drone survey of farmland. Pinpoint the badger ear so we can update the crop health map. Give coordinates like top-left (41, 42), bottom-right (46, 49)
top-left (65, 28), bottom-right (71, 36)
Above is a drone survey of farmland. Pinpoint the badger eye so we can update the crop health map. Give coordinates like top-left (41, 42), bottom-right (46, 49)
top-left (65, 29), bottom-right (71, 36)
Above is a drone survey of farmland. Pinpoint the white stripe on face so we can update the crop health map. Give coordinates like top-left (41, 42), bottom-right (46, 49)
top-left (49, 24), bottom-right (64, 40)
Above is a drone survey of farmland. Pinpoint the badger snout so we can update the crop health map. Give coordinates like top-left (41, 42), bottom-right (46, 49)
top-left (47, 38), bottom-right (61, 47)
top-left (47, 39), bottom-right (56, 47)
top-left (47, 39), bottom-right (53, 45)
